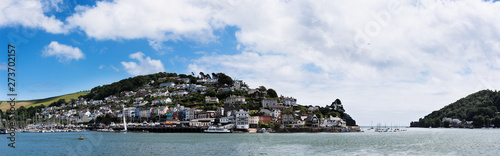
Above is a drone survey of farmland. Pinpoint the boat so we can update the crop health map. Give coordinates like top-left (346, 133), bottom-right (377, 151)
top-left (204, 125), bottom-right (231, 133)
top-left (257, 128), bottom-right (269, 133)
top-left (0, 128), bottom-right (7, 134)
top-left (120, 115), bottom-right (127, 132)
top-left (0, 117), bottom-right (6, 134)
top-left (78, 136), bottom-right (84, 140)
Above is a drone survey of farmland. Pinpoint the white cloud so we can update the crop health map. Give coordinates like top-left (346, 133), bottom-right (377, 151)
top-left (41, 0), bottom-right (63, 12)
top-left (188, 0), bottom-right (500, 126)
top-left (121, 52), bottom-right (165, 75)
top-left (111, 65), bottom-right (120, 72)
top-left (28, 0), bottom-right (500, 125)
top-left (43, 41), bottom-right (84, 62)
top-left (148, 40), bottom-right (173, 55)
top-left (66, 0), bottom-right (221, 42)
top-left (0, 0), bottom-right (67, 33)
top-left (99, 64), bottom-right (120, 72)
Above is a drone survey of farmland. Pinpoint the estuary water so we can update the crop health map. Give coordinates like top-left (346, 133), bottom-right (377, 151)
top-left (2, 128), bottom-right (500, 156)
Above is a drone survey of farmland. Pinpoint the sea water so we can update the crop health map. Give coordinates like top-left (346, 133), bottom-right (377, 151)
top-left (2, 128), bottom-right (500, 156)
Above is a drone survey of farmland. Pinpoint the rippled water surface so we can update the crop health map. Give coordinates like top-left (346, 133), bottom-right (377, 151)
top-left (2, 128), bottom-right (500, 155)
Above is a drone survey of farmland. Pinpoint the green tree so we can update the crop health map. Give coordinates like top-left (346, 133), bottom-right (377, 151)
top-left (205, 90), bottom-right (217, 97)
top-left (431, 118), bottom-right (440, 128)
top-left (272, 122), bottom-right (281, 130)
top-left (258, 86), bottom-right (267, 92)
top-left (217, 73), bottom-right (233, 87)
top-left (259, 122), bottom-right (270, 128)
top-left (443, 120), bottom-right (450, 128)
top-left (267, 89), bottom-right (278, 98)
top-left (283, 109), bottom-right (294, 115)
top-left (472, 115), bottom-right (485, 128)
top-left (492, 116), bottom-right (500, 128)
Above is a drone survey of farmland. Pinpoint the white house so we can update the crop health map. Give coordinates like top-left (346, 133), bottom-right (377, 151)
top-left (225, 95), bottom-right (246, 104)
top-left (280, 96), bottom-right (297, 106)
top-left (235, 109), bottom-right (249, 130)
top-left (321, 116), bottom-right (343, 127)
top-left (123, 107), bottom-right (136, 118)
top-left (273, 109), bottom-right (281, 118)
top-left (205, 96), bottom-right (219, 103)
top-left (262, 98), bottom-right (278, 108)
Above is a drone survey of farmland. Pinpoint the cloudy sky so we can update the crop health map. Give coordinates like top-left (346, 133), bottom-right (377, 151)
top-left (2, 0), bottom-right (500, 126)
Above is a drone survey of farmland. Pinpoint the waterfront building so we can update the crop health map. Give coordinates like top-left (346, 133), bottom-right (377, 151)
top-left (235, 109), bottom-right (249, 130)
top-left (249, 116), bottom-right (259, 128)
top-left (321, 116), bottom-right (343, 127)
top-left (259, 116), bottom-right (272, 124)
top-left (123, 107), bottom-right (136, 118)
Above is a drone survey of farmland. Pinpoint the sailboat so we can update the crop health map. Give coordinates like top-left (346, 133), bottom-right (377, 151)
top-left (120, 115), bottom-right (127, 132)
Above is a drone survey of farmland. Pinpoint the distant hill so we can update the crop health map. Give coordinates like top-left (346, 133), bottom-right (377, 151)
top-left (0, 91), bottom-right (89, 111)
top-left (416, 90), bottom-right (500, 128)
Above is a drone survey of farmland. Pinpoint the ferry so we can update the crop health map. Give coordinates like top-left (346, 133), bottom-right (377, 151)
top-left (204, 126), bottom-right (231, 133)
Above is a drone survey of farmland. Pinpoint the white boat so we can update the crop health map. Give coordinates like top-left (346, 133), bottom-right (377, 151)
top-left (120, 115), bottom-right (127, 132)
top-left (0, 128), bottom-right (7, 134)
top-left (257, 128), bottom-right (269, 133)
top-left (204, 125), bottom-right (231, 133)
top-left (97, 128), bottom-right (109, 132)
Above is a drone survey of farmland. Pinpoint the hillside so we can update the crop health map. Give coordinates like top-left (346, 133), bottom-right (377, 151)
top-left (416, 90), bottom-right (500, 128)
top-left (0, 91), bottom-right (89, 111)
top-left (1, 72), bottom-right (357, 127)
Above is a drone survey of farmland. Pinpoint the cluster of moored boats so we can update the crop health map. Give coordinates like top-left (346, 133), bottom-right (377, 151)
top-left (374, 128), bottom-right (407, 132)
top-left (0, 123), bottom-right (88, 133)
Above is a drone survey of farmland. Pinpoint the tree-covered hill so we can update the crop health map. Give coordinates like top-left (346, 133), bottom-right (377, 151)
top-left (417, 90), bottom-right (500, 128)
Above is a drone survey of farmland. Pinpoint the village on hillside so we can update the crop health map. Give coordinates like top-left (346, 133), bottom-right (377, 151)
top-left (2, 73), bottom-right (359, 133)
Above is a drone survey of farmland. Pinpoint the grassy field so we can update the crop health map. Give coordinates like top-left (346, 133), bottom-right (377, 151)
top-left (0, 91), bottom-right (89, 111)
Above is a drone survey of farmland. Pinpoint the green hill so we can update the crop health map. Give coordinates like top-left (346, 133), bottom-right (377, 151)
top-left (0, 91), bottom-right (89, 111)
top-left (417, 90), bottom-right (500, 128)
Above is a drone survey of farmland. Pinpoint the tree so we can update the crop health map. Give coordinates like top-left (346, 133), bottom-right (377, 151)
top-left (443, 120), bottom-right (450, 128)
top-left (258, 86), bottom-right (267, 92)
top-left (492, 116), bottom-right (500, 128)
top-left (216, 91), bottom-right (231, 101)
top-left (267, 89), bottom-right (278, 98)
top-left (472, 115), bottom-right (485, 128)
top-left (431, 118), bottom-right (440, 128)
top-left (272, 122), bottom-right (281, 130)
top-left (205, 90), bottom-right (217, 97)
top-left (283, 109), bottom-right (294, 115)
top-left (199, 72), bottom-right (205, 78)
top-left (217, 73), bottom-right (233, 87)
top-left (259, 122), bottom-right (270, 128)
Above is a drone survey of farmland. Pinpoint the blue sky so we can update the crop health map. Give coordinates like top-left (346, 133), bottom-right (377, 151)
top-left (2, 0), bottom-right (500, 126)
